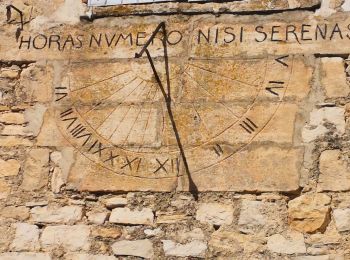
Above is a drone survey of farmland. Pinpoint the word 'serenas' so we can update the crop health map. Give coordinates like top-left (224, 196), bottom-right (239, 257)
top-left (18, 23), bottom-right (350, 51)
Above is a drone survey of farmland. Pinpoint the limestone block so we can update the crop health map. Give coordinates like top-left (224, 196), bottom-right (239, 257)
top-left (209, 231), bottom-right (264, 255)
top-left (321, 57), bottom-right (350, 98)
top-left (0, 253), bottom-right (51, 260)
top-left (50, 148), bottom-right (75, 193)
top-left (21, 148), bottom-right (50, 191)
top-left (23, 104), bottom-right (47, 137)
top-left (267, 231), bottom-right (306, 254)
top-left (0, 179), bottom-right (11, 200)
top-left (156, 213), bottom-right (190, 224)
top-left (109, 208), bottom-right (154, 225)
top-left (0, 113), bottom-right (25, 124)
top-left (238, 200), bottom-right (267, 234)
top-left (293, 255), bottom-right (345, 260)
top-left (0, 67), bottom-right (20, 79)
top-left (162, 240), bottom-right (207, 258)
top-left (196, 203), bottom-right (234, 226)
top-left (0, 136), bottom-right (33, 147)
top-left (1, 206), bottom-right (29, 221)
top-left (288, 194), bottom-right (331, 233)
top-left (41, 225), bottom-right (90, 251)
top-left (25, 201), bottom-right (48, 208)
top-left (333, 208), bottom-right (350, 232)
top-left (0, 159), bottom-right (20, 177)
top-left (111, 239), bottom-right (154, 259)
top-left (302, 107), bottom-right (345, 142)
top-left (10, 223), bottom-right (40, 251)
top-left (30, 206), bottom-right (83, 224)
top-left (1, 125), bottom-right (29, 136)
top-left (91, 227), bottom-right (122, 239)
top-left (104, 197), bottom-right (128, 209)
top-left (144, 228), bottom-right (162, 238)
top-left (64, 254), bottom-right (116, 260)
top-left (318, 150), bottom-right (350, 192)
top-left (19, 65), bottom-right (53, 103)
top-left (87, 211), bottom-right (109, 225)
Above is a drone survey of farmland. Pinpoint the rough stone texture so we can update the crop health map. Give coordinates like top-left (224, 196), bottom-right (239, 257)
top-left (10, 223), bottom-right (40, 251)
top-left (0, 159), bottom-right (20, 177)
top-left (318, 150), bottom-right (350, 192)
top-left (238, 200), bottom-right (267, 234)
top-left (302, 107), bottom-right (346, 142)
top-left (333, 208), bottom-right (350, 232)
top-left (195, 203), bottom-right (233, 226)
top-left (41, 225), bottom-right (90, 251)
top-left (21, 148), bottom-right (50, 191)
top-left (104, 197), bottom-right (128, 209)
top-left (267, 232), bottom-right (307, 254)
top-left (288, 194), bottom-right (331, 233)
top-left (30, 205), bottom-right (83, 224)
top-left (87, 211), bottom-right (108, 225)
top-left (64, 254), bottom-right (116, 260)
top-left (162, 240), bottom-right (207, 258)
top-left (1, 206), bottom-right (29, 221)
top-left (111, 240), bottom-right (154, 259)
top-left (109, 208), bottom-right (154, 225)
top-left (321, 57), bottom-right (350, 98)
top-left (209, 231), bottom-right (264, 256)
top-left (0, 253), bottom-right (51, 260)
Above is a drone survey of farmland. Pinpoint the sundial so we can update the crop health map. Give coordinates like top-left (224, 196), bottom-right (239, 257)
top-left (53, 21), bottom-right (295, 195)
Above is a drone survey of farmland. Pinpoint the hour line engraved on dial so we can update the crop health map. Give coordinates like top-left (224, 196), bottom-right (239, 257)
top-left (275, 55), bottom-right (289, 67)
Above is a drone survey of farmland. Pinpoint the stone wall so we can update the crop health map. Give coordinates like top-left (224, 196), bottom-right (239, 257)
top-left (0, 0), bottom-right (350, 259)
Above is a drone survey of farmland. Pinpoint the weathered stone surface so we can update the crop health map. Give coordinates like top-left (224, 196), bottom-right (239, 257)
top-left (318, 150), bottom-right (350, 192)
top-left (25, 201), bottom-right (48, 208)
top-left (109, 207), bottom-right (154, 225)
top-left (333, 208), bottom-right (350, 232)
top-left (21, 148), bottom-right (50, 191)
top-left (238, 200), bottom-right (267, 234)
top-left (91, 227), bottom-right (122, 239)
top-left (0, 67), bottom-right (20, 79)
top-left (0, 252), bottom-right (51, 260)
top-left (50, 148), bottom-right (75, 193)
top-left (209, 231), bottom-right (264, 255)
top-left (196, 203), bottom-right (234, 226)
top-left (10, 223), bottom-right (40, 251)
top-left (267, 231), bottom-right (306, 254)
top-left (0, 179), bottom-right (11, 200)
top-left (0, 113), bottom-right (25, 124)
top-left (41, 225), bottom-right (90, 251)
top-left (104, 197), bottom-right (128, 209)
top-left (87, 211), bottom-right (109, 225)
top-left (111, 239), bottom-right (154, 259)
top-left (1, 125), bottom-right (28, 136)
top-left (156, 213), bottom-right (190, 224)
top-left (288, 194), bottom-right (331, 233)
top-left (321, 57), bottom-right (350, 98)
top-left (162, 240), bottom-right (207, 258)
top-left (30, 205), bottom-right (83, 224)
top-left (186, 146), bottom-right (302, 192)
top-left (64, 253), bottom-right (116, 260)
top-left (302, 107), bottom-right (345, 142)
top-left (23, 104), bottom-right (47, 137)
top-left (1, 206), bottom-right (30, 221)
top-left (0, 159), bottom-right (20, 177)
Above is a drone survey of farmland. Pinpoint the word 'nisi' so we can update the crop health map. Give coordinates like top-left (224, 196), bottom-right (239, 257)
top-left (18, 23), bottom-right (350, 50)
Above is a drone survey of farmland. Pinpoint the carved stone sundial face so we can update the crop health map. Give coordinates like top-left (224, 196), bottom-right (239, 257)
top-left (53, 23), bottom-right (294, 192)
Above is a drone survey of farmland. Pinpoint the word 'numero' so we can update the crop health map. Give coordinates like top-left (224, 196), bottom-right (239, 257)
top-left (240, 118), bottom-right (258, 134)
